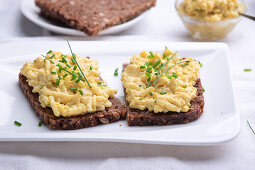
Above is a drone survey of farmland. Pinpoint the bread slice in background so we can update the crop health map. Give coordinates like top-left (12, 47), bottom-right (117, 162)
top-left (35, 0), bottom-right (156, 36)
top-left (19, 73), bottom-right (127, 130)
top-left (122, 63), bottom-right (204, 126)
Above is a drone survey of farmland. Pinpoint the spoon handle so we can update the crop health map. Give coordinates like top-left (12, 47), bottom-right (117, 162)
top-left (239, 13), bottom-right (255, 21)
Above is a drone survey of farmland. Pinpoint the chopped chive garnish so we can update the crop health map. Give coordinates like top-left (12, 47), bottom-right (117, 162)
top-left (244, 68), bottom-right (252, 72)
top-left (63, 73), bottom-right (68, 79)
top-left (62, 57), bottom-right (67, 63)
top-left (75, 79), bottom-right (80, 83)
top-left (58, 75), bottom-right (62, 80)
top-left (163, 54), bottom-right (167, 59)
top-left (66, 63), bottom-right (71, 68)
top-left (160, 92), bottom-right (167, 95)
top-left (147, 76), bottom-right (151, 82)
top-left (147, 81), bottom-right (152, 88)
top-left (97, 82), bottom-right (102, 85)
top-left (172, 72), bottom-right (178, 78)
top-left (167, 75), bottom-right (172, 79)
top-left (14, 121), bottom-right (22, 126)
top-left (73, 65), bottom-right (77, 70)
top-left (79, 89), bottom-right (84, 95)
top-left (47, 50), bottom-right (52, 54)
top-left (49, 54), bottom-right (55, 59)
top-left (89, 66), bottom-right (93, 70)
top-left (140, 66), bottom-right (146, 69)
top-left (114, 68), bottom-right (119, 76)
top-left (183, 85), bottom-right (187, 88)
top-left (153, 60), bottom-right (161, 68)
top-left (149, 61), bottom-right (152, 66)
top-left (145, 61), bottom-right (149, 66)
top-left (149, 51), bottom-right (155, 58)
top-left (51, 71), bottom-right (56, 74)
top-left (149, 92), bottom-right (153, 96)
top-left (38, 121), bottom-right (43, 127)
top-left (247, 121), bottom-right (255, 135)
top-left (66, 38), bottom-right (92, 88)
top-left (70, 88), bottom-right (78, 91)
top-left (78, 72), bottom-right (82, 78)
top-left (138, 85), bottom-right (142, 87)
top-left (202, 88), bottom-right (205, 92)
top-left (59, 60), bottom-right (64, 63)
top-left (198, 61), bottom-right (203, 67)
top-left (146, 70), bottom-right (152, 73)
top-left (145, 72), bottom-right (151, 77)
top-left (56, 78), bottom-right (60, 86)
top-left (71, 58), bottom-right (76, 65)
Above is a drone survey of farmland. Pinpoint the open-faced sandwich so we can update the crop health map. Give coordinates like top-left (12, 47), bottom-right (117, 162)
top-left (19, 41), bottom-right (127, 130)
top-left (121, 47), bottom-right (204, 126)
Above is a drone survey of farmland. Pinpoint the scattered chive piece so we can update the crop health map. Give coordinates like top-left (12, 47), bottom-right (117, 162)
top-left (167, 75), bottom-right (172, 79)
top-left (172, 72), bottom-right (178, 78)
top-left (147, 81), bottom-right (152, 88)
top-left (147, 76), bottom-right (151, 82)
top-left (62, 57), bottom-right (67, 63)
top-left (51, 71), bottom-right (56, 74)
top-left (202, 88), bottom-right (205, 92)
top-left (145, 72), bottom-right (151, 77)
top-left (186, 60), bottom-right (190, 63)
top-left (47, 50), bottom-right (52, 54)
top-left (183, 85), bottom-right (187, 88)
top-left (49, 54), bottom-right (55, 59)
top-left (66, 63), bottom-right (71, 68)
top-left (71, 77), bottom-right (76, 81)
top-left (138, 85), bottom-right (142, 87)
top-left (140, 66), bottom-right (146, 69)
top-left (198, 61), bottom-right (203, 67)
top-left (89, 66), bottom-right (93, 70)
top-left (58, 75), bottom-right (62, 80)
top-left (63, 73), bottom-right (68, 79)
top-left (146, 70), bottom-right (152, 73)
top-left (163, 54), bottom-right (167, 59)
top-left (114, 68), bottom-right (119, 76)
top-left (153, 60), bottom-right (161, 68)
top-left (149, 92), bottom-right (153, 96)
top-left (247, 121), bottom-right (255, 135)
top-left (147, 66), bottom-right (152, 70)
top-left (149, 51), bottom-right (155, 58)
top-left (78, 72), bottom-right (82, 78)
top-left (14, 121), bottom-right (22, 127)
top-left (244, 68), bottom-right (252, 72)
top-left (70, 88), bottom-right (78, 91)
top-left (56, 79), bottom-right (60, 86)
top-left (73, 65), bottom-right (77, 70)
top-left (75, 79), bottom-right (80, 83)
top-left (79, 89), bottom-right (84, 95)
top-left (71, 58), bottom-right (76, 65)
top-left (145, 61), bottom-right (149, 66)
top-left (160, 92), bottom-right (167, 95)
top-left (38, 121), bottom-right (43, 127)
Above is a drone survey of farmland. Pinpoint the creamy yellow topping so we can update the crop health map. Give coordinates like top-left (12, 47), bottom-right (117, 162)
top-left (121, 48), bottom-right (200, 113)
top-left (179, 0), bottom-right (243, 22)
top-left (21, 52), bottom-right (117, 117)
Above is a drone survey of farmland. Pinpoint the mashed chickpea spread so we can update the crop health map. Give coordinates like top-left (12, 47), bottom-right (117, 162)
top-left (21, 51), bottom-right (117, 117)
top-left (122, 48), bottom-right (200, 113)
top-left (179, 0), bottom-right (242, 22)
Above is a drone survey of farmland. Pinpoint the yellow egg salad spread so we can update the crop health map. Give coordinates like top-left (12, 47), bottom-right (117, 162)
top-left (122, 47), bottom-right (200, 113)
top-left (179, 0), bottom-right (243, 22)
top-left (20, 51), bottom-right (117, 117)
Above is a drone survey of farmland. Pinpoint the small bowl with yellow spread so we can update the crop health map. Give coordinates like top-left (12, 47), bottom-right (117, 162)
top-left (175, 0), bottom-right (246, 40)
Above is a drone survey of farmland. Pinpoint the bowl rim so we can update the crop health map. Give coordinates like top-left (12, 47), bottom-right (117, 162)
top-left (175, 0), bottom-right (247, 23)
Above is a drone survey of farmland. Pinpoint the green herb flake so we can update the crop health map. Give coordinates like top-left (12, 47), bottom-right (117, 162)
top-left (153, 60), bottom-right (161, 68)
top-left (149, 51), bottom-right (155, 58)
top-left (14, 121), bottom-right (22, 127)
top-left (146, 70), bottom-right (152, 73)
top-left (167, 75), bottom-right (172, 79)
top-left (138, 85), bottom-right (142, 87)
top-left (145, 72), bottom-right (151, 77)
top-left (70, 88), bottom-right (78, 91)
top-left (244, 68), bottom-right (252, 72)
top-left (89, 66), bottom-right (93, 70)
top-left (183, 85), bottom-right (187, 88)
top-left (38, 121), bottom-right (43, 127)
top-left (140, 66), bottom-right (146, 69)
top-left (47, 50), bottom-right (52, 54)
top-left (51, 71), bottom-right (56, 75)
top-left (160, 92), bottom-right (167, 95)
top-left (145, 61), bottom-right (149, 66)
top-left (71, 58), bottom-right (76, 65)
top-left (202, 88), bottom-right (205, 92)
top-left (56, 79), bottom-right (60, 86)
top-left (78, 72), bottom-right (82, 78)
top-left (198, 61), bottom-right (203, 67)
top-left (79, 89), bottom-right (84, 95)
top-left (75, 79), bottom-right (80, 84)
top-left (172, 72), bottom-right (178, 78)
top-left (49, 54), bottom-right (55, 59)
top-left (73, 65), bottom-right (77, 70)
top-left (58, 75), bottom-right (62, 80)
top-left (66, 63), bottom-right (71, 68)
top-left (114, 68), bottom-right (119, 76)
top-left (63, 74), bottom-right (68, 79)
top-left (147, 76), bottom-right (151, 82)
top-left (149, 92), bottom-right (153, 96)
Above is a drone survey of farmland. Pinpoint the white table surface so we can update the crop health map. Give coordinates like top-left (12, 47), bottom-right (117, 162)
top-left (1, 0), bottom-right (255, 170)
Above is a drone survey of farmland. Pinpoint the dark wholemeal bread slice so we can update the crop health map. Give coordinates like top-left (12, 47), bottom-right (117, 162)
top-left (122, 63), bottom-right (204, 126)
top-left (19, 73), bottom-right (127, 130)
top-left (35, 0), bottom-right (156, 36)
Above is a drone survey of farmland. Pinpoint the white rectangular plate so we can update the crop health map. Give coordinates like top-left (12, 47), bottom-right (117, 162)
top-left (0, 40), bottom-right (240, 145)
